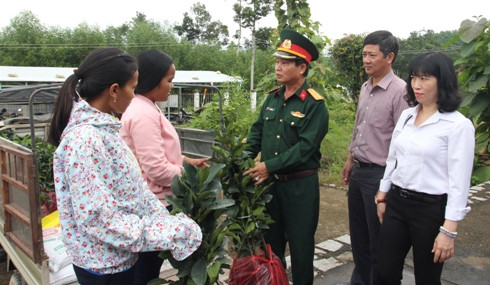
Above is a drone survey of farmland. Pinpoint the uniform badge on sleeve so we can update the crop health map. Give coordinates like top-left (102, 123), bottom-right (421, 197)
top-left (291, 111), bottom-right (305, 118)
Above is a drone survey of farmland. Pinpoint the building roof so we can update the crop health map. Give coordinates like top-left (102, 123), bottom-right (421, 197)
top-left (0, 66), bottom-right (241, 85)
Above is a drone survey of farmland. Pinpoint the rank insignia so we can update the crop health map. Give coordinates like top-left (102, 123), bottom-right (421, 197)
top-left (300, 90), bottom-right (307, 101)
top-left (291, 111), bottom-right (305, 118)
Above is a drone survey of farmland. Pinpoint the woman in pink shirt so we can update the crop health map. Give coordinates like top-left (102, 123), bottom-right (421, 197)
top-left (119, 49), bottom-right (208, 285)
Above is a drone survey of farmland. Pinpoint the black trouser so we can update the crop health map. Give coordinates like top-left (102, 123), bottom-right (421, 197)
top-left (265, 173), bottom-right (319, 285)
top-left (347, 165), bottom-right (385, 285)
top-left (377, 186), bottom-right (447, 285)
top-left (73, 264), bottom-right (134, 285)
top-left (133, 251), bottom-right (165, 285)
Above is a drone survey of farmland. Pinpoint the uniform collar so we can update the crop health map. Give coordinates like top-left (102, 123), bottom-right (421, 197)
top-left (276, 80), bottom-right (310, 99)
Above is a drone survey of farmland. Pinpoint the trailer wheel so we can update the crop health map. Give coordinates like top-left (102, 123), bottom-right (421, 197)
top-left (9, 271), bottom-right (26, 285)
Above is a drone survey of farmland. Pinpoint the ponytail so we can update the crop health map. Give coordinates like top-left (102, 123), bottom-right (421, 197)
top-left (48, 74), bottom-right (80, 146)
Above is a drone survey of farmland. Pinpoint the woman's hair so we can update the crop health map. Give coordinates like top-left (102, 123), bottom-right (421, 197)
top-left (135, 49), bottom-right (174, 95)
top-left (405, 51), bottom-right (462, 112)
top-left (48, 47), bottom-right (138, 146)
top-left (364, 30), bottom-right (400, 64)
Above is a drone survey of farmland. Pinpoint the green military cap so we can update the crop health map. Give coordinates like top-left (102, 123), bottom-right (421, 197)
top-left (273, 28), bottom-right (319, 63)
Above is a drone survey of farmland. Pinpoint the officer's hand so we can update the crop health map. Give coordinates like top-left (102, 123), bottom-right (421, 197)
top-left (243, 162), bottom-right (269, 186)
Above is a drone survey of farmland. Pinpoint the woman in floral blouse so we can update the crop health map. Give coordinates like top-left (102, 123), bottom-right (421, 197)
top-left (48, 47), bottom-right (202, 285)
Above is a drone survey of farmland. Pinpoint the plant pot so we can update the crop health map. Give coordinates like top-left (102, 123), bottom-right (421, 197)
top-left (228, 244), bottom-right (289, 285)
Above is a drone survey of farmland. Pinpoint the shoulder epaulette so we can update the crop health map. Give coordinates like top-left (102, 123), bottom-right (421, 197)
top-left (267, 86), bottom-right (281, 94)
top-left (307, 88), bottom-right (324, 101)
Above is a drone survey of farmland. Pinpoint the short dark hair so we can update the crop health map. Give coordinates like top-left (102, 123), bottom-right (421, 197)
top-left (48, 48), bottom-right (137, 146)
top-left (364, 30), bottom-right (399, 63)
top-left (135, 49), bottom-right (174, 95)
top-left (294, 57), bottom-right (310, 77)
top-left (405, 51), bottom-right (462, 112)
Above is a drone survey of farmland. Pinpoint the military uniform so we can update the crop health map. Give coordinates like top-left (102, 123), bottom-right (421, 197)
top-left (246, 28), bottom-right (329, 285)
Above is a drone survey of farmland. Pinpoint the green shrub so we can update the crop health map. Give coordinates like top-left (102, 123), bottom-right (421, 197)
top-left (188, 83), bottom-right (258, 138)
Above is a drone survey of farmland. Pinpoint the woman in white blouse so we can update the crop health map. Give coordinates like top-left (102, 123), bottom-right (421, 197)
top-left (375, 51), bottom-right (475, 284)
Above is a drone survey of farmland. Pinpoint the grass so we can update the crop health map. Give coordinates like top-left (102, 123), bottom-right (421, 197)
top-left (319, 100), bottom-right (356, 186)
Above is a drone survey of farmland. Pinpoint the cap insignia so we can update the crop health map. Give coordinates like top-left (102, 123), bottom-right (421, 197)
top-left (282, 39), bottom-right (292, 50)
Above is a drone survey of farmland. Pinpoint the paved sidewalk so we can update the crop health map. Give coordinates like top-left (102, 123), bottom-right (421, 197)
top-left (159, 181), bottom-right (490, 284)
top-left (313, 181), bottom-right (490, 285)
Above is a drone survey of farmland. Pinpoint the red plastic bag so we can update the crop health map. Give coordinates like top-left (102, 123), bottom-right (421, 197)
top-left (228, 244), bottom-right (289, 285)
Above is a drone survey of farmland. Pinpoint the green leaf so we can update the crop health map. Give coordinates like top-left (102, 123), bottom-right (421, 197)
top-left (182, 192), bottom-right (194, 212)
top-left (207, 261), bottom-right (222, 284)
top-left (203, 163), bottom-right (225, 185)
top-left (208, 199), bottom-right (235, 210)
top-left (244, 221), bottom-right (255, 234)
top-left (468, 76), bottom-right (488, 92)
top-left (164, 195), bottom-right (184, 211)
top-left (184, 162), bottom-right (199, 188)
top-left (459, 17), bottom-right (488, 43)
top-left (476, 131), bottom-right (489, 144)
top-left (469, 93), bottom-right (490, 118)
top-left (191, 258), bottom-right (207, 285)
top-left (227, 223), bottom-right (243, 231)
top-left (472, 166), bottom-right (490, 183)
top-left (485, 66), bottom-right (490, 75)
top-left (460, 41), bottom-right (477, 57)
top-left (171, 175), bottom-right (184, 196)
top-left (461, 91), bottom-right (478, 107)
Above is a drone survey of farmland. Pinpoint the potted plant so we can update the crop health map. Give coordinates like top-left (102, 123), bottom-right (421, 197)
top-left (150, 162), bottom-right (235, 285)
top-left (210, 133), bottom-right (289, 285)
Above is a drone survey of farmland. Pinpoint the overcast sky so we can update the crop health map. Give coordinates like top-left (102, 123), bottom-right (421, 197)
top-left (2, 0), bottom-right (488, 41)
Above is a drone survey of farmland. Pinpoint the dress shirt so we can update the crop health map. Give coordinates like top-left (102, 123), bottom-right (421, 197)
top-left (120, 95), bottom-right (183, 204)
top-left (379, 106), bottom-right (475, 221)
top-left (349, 70), bottom-right (408, 166)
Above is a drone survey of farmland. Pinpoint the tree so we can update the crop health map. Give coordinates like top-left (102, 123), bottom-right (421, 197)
top-left (68, 23), bottom-right (106, 64)
top-left (0, 10), bottom-right (46, 66)
top-left (38, 26), bottom-right (74, 67)
top-left (329, 34), bottom-right (367, 102)
top-left (453, 16), bottom-right (490, 183)
top-left (233, 0), bottom-right (273, 92)
top-left (253, 27), bottom-right (274, 50)
top-left (395, 29), bottom-right (460, 80)
top-left (125, 13), bottom-right (180, 56)
top-left (174, 2), bottom-right (229, 46)
top-left (263, 0), bottom-right (332, 100)
top-left (273, 0), bottom-right (327, 51)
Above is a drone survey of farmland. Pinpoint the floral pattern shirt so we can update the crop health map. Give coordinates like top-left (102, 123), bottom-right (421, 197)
top-left (53, 100), bottom-right (201, 274)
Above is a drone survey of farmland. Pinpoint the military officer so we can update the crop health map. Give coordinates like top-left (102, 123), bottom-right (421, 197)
top-left (244, 28), bottom-right (329, 285)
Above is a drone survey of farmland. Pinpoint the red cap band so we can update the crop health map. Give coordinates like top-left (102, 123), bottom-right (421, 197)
top-left (277, 40), bottom-right (313, 63)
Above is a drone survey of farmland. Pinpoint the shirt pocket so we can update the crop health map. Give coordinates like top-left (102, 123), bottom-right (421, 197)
top-left (262, 111), bottom-right (277, 137)
top-left (283, 114), bottom-right (306, 144)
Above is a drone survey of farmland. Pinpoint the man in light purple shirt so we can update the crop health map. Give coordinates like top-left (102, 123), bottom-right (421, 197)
top-left (341, 30), bottom-right (409, 285)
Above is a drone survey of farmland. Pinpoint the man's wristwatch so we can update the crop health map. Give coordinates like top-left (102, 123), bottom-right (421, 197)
top-left (375, 196), bottom-right (387, 205)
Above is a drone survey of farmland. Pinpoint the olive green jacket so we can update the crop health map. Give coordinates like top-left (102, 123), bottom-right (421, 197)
top-left (246, 81), bottom-right (329, 174)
